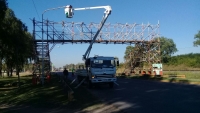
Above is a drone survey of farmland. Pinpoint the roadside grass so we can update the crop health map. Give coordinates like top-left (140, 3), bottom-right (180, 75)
top-left (163, 71), bottom-right (200, 79)
top-left (162, 71), bottom-right (200, 84)
top-left (117, 71), bottom-right (200, 85)
top-left (0, 74), bottom-right (101, 112)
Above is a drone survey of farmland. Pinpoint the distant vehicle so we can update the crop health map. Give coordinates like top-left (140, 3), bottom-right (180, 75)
top-left (152, 63), bottom-right (163, 76)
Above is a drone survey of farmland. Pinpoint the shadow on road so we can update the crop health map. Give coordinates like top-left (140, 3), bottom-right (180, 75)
top-left (83, 75), bottom-right (200, 113)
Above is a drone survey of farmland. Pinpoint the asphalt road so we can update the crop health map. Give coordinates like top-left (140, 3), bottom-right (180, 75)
top-left (89, 78), bottom-right (200, 113)
top-left (55, 71), bottom-right (200, 113)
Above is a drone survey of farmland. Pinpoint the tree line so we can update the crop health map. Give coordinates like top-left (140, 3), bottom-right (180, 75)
top-left (166, 53), bottom-right (200, 68)
top-left (63, 63), bottom-right (85, 71)
top-left (0, 0), bottom-right (33, 77)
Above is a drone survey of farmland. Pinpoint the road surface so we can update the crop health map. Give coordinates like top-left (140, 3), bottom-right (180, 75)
top-left (56, 71), bottom-right (200, 113)
top-left (88, 77), bottom-right (200, 113)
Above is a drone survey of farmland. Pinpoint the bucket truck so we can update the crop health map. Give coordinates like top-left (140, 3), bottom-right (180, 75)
top-left (65, 5), bottom-right (119, 88)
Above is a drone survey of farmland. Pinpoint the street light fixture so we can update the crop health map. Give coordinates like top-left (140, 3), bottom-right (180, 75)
top-left (65, 5), bottom-right (73, 18)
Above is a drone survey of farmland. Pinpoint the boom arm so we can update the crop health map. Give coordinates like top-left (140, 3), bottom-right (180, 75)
top-left (69, 6), bottom-right (112, 60)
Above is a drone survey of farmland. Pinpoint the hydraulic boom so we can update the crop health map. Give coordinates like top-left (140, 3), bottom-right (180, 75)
top-left (82, 6), bottom-right (111, 60)
top-left (65, 5), bottom-right (112, 60)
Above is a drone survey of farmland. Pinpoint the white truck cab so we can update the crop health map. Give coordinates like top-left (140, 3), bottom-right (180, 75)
top-left (152, 63), bottom-right (163, 76)
top-left (88, 56), bottom-right (118, 83)
top-left (77, 55), bottom-right (119, 88)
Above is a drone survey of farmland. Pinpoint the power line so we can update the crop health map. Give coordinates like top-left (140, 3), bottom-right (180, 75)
top-left (32, 0), bottom-right (40, 20)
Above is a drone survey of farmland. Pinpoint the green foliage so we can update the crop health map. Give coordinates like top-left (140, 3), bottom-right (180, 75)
top-left (0, 0), bottom-right (7, 21)
top-left (123, 37), bottom-right (178, 65)
top-left (194, 30), bottom-right (200, 47)
top-left (159, 37), bottom-right (178, 63)
top-left (0, 8), bottom-right (33, 76)
top-left (124, 45), bottom-right (135, 60)
top-left (118, 63), bottom-right (124, 68)
top-left (166, 53), bottom-right (200, 68)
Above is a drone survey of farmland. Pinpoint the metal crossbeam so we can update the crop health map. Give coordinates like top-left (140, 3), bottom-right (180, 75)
top-left (34, 19), bottom-right (160, 44)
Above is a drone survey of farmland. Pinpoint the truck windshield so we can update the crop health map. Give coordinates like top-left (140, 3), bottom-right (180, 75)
top-left (91, 60), bottom-right (115, 68)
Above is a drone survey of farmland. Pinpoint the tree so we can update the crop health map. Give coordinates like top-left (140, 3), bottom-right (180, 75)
top-left (0, 0), bottom-right (7, 21)
top-left (0, 0), bottom-right (7, 76)
top-left (159, 37), bottom-right (178, 63)
top-left (124, 44), bottom-right (144, 69)
top-left (124, 37), bottom-right (178, 65)
top-left (0, 8), bottom-right (33, 88)
top-left (0, 8), bottom-right (33, 80)
top-left (194, 31), bottom-right (200, 47)
top-left (124, 45), bottom-right (135, 61)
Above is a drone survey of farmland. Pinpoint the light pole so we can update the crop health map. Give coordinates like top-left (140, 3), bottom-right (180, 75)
top-left (41, 6), bottom-right (66, 85)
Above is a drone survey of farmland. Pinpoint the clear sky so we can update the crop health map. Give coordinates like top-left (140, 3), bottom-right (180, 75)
top-left (7, 0), bottom-right (200, 68)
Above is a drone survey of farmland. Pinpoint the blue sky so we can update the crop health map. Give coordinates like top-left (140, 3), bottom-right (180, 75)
top-left (7, 0), bottom-right (200, 68)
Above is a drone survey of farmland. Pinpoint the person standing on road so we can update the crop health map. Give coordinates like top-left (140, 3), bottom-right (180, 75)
top-left (72, 68), bottom-right (74, 77)
top-left (63, 68), bottom-right (69, 79)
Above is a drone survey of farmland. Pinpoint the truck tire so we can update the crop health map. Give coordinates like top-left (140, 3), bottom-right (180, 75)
top-left (109, 82), bottom-right (114, 88)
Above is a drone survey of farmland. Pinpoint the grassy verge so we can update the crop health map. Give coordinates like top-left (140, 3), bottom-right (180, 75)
top-left (163, 71), bottom-right (200, 78)
top-left (117, 71), bottom-right (200, 85)
top-left (162, 71), bottom-right (200, 84)
top-left (0, 74), bottom-right (101, 113)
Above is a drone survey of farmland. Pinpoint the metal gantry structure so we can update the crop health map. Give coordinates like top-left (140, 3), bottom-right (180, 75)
top-left (32, 18), bottom-right (161, 77)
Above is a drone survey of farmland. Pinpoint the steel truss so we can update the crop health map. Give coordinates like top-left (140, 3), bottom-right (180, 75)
top-left (32, 18), bottom-right (160, 75)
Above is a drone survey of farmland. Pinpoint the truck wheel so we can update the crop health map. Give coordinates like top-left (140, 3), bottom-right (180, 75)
top-left (109, 82), bottom-right (114, 88)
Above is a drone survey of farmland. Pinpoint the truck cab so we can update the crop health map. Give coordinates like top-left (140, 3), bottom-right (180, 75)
top-left (77, 55), bottom-right (119, 88)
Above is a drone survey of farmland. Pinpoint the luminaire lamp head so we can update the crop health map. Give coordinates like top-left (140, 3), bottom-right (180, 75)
top-left (65, 5), bottom-right (73, 18)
